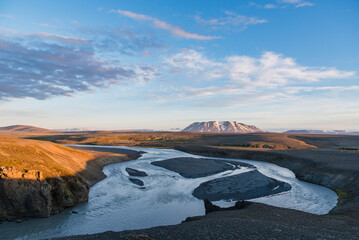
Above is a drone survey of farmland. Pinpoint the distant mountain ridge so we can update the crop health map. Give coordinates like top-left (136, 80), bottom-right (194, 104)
top-left (56, 128), bottom-right (95, 132)
top-left (182, 121), bottom-right (262, 133)
top-left (285, 129), bottom-right (359, 135)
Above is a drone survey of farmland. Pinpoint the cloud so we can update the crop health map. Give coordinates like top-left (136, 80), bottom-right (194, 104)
top-left (0, 27), bottom-right (86, 43)
top-left (277, 0), bottom-right (314, 8)
top-left (30, 32), bottom-right (85, 43)
top-left (33, 23), bottom-right (57, 29)
top-left (284, 86), bottom-right (359, 94)
top-left (2, 25), bottom-right (164, 56)
top-left (88, 27), bottom-right (164, 56)
top-left (0, 32), bottom-right (159, 100)
top-left (158, 49), bottom-right (356, 107)
top-left (195, 11), bottom-right (267, 30)
top-left (112, 9), bottom-right (218, 40)
top-left (263, 4), bottom-right (277, 9)
top-left (165, 50), bottom-right (355, 87)
top-left (250, 0), bottom-right (313, 9)
top-left (164, 49), bottom-right (222, 79)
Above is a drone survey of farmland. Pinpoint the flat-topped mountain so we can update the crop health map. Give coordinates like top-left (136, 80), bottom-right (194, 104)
top-left (0, 125), bottom-right (55, 133)
top-left (182, 121), bottom-right (262, 133)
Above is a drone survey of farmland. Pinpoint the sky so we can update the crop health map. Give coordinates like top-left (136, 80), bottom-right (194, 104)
top-left (0, 0), bottom-right (358, 131)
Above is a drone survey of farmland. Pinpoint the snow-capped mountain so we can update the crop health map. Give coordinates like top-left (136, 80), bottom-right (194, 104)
top-left (182, 121), bottom-right (262, 133)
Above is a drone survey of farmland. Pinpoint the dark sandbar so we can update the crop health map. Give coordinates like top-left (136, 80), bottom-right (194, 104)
top-left (193, 170), bottom-right (291, 201)
top-left (126, 167), bottom-right (148, 177)
top-left (129, 178), bottom-right (144, 186)
top-left (151, 157), bottom-right (254, 178)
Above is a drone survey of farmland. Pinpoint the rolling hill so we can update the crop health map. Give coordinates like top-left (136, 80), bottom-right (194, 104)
top-left (0, 125), bottom-right (58, 136)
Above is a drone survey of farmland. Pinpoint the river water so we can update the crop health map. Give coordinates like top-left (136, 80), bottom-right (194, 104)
top-left (0, 145), bottom-right (338, 240)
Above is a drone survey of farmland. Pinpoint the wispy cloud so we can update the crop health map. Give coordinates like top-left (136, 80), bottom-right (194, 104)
top-left (0, 31), bottom-right (160, 100)
top-left (263, 4), bottom-right (277, 9)
top-left (157, 49), bottom-right (356, 107)
top-left (112, 9), bottom-right (218, 40)
top-left (279, 0), bottom-right (314, 8)
top-left (1, 26), bottom-right (164, 56)
top-left (164, 50), bottom-right (354, 86)
top-left (250, 0), bottom-right (314, 8)
top-left (33, 23), bottom-right (57, 29)
top-left (0, 14), bottom-right (14, 19)
top-left (85, 27), bottom-right (165, 56)
top-left (0, 27), bottom-right (85, 43)
top-left (195, 11), bottom-right (267, 31)
top-left (29, 32), bottom-right (85, 43)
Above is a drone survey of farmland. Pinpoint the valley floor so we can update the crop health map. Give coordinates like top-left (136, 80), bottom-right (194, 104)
top-left (53, 140), bottom-right (359, 240)
top-left (2, 131), bottom-right (359, 239)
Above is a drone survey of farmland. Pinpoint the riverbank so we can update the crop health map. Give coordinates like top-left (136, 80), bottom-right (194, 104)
top-left (52, 202), bottom-right (359, 240)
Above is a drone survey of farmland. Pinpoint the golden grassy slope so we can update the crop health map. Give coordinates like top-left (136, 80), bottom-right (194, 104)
top-left (0, 134), bottom-right (131, 184)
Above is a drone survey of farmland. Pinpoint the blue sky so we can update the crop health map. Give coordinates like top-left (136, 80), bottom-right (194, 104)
top-left (0, 0), bottom-right (358, 131)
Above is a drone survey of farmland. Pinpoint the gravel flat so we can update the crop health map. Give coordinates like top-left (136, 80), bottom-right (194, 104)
top-left (51, 202), bottom-right (359, 240)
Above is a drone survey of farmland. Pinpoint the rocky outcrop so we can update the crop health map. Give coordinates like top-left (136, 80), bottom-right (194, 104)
top-left (0, 166), bottom-right (88, 221)
top-left (182, 121), bottom-right (262, 133)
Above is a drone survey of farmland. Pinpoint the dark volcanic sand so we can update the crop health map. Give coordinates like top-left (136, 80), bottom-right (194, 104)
top-left (52, 202), bottom-right (359, 240)
top-left (193, 170), bottom-right (291, 201)
top-left (151, 157), bottom-right (254, 178)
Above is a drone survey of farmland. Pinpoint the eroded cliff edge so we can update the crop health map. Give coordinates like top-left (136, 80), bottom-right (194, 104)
top-left (0, 135), bottom-right (137, 221)
top-left (0, 167), bottom-right (88, 220)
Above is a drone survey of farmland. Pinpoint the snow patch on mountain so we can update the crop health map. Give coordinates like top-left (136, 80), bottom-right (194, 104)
top-left (182, 121), bottom-right (262, 133)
